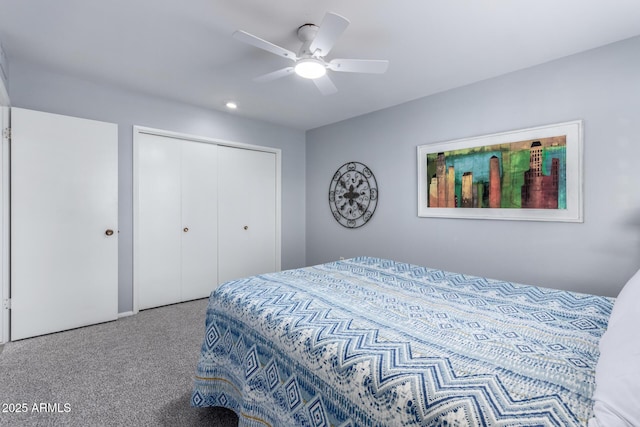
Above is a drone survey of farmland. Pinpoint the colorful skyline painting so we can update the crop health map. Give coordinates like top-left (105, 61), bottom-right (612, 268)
top-left (426, 135), bottom-right (567, 209)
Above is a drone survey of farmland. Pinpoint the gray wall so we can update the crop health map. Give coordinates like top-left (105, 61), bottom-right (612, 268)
top-left (8, 60), bottom-right (307, 313)
top-left (306, 36), bottom-right (640, 297)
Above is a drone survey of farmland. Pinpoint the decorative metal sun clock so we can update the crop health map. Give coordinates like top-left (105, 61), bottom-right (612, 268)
top-left (328, 162), bottom-right (378, 228)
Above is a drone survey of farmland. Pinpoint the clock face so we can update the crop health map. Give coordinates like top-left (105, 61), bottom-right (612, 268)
top-left (328, 162), bottom-right (378, 228)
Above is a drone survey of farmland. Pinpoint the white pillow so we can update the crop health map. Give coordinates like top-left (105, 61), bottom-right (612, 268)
top-left (589, 269), bottom-right (640, 427)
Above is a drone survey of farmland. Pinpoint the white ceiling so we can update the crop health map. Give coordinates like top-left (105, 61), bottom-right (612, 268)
top-left (1, 0), bottom-right (639, 130)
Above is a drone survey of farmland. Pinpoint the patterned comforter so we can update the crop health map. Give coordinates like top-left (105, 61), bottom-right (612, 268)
top-left (192, 257), bottom-right (613, 426)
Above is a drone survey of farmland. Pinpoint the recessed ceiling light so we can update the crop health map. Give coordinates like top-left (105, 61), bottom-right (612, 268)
top-left (225, 101), bottom-right (238, 109)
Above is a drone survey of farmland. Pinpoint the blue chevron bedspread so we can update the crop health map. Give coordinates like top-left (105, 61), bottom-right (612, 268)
top-left (192, 257), bottom-right (613, 426)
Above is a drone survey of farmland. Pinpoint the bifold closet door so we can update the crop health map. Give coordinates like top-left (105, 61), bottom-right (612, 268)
top-left (218, 146), bottom-right (277, 283)
top-left (11, 108), bottom-right (118, 340)
top-left (136, 133), bottom-right (182, 309)
top-left (136, 133), bottom-right (218, 310)
top-left (180, 141), bottom-right (218, 301)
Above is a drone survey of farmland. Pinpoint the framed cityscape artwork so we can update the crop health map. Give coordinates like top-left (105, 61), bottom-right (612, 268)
top-left (417, 120), bottom-right (583, 222)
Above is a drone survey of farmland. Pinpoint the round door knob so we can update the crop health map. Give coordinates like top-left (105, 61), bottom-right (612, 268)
top-left (105, 229), bottom-right (114, 236)
top-left (183, 227), bottom-right (189, 232)
top-left (243, 225), bottom-right (248, 230)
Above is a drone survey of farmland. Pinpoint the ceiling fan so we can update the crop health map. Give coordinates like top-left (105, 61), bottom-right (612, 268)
top-left (232, 12), bottom-right (389, 95)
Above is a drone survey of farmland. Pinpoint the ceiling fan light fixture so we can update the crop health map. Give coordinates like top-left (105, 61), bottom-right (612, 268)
top-left (294, 58), bottom-right (326, 79)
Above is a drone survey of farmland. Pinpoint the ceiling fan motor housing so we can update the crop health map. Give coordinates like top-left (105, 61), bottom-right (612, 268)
top-left (297, 24), bottom-right (319, 57)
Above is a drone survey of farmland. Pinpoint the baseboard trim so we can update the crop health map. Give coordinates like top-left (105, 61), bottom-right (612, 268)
top-left (117, 311), bottom-right (135, 319)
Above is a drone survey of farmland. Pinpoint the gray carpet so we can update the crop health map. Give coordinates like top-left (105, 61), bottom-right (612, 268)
top-left (0, 299), bottom-right (239, 427)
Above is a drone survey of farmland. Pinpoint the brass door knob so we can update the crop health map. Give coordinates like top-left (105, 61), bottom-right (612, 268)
top-left (183, 227), bottom-right (189, 232)
top-left (105, 229), bottom-right (114, 236)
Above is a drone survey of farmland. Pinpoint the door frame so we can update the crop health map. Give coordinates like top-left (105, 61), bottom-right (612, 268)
top-left (0, 80), bottom-right (9, 344)
top-left (132, 126), bottom-right (282, 314)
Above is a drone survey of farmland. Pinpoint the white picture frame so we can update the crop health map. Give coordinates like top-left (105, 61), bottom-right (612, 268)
top-left (417, 120), bottom-right (583, 222)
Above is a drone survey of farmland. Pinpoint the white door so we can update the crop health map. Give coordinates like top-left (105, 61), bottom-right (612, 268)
top-left (11, 108), bottom-right (118, 340)
top-left (136, 133), bottom-right (182, 309)
top-left (181, 140), bottom-right (218, 300)
top-left (135, 133), bottom-right (218, 309)
top-left (218, 146), bottom-right (277, 283)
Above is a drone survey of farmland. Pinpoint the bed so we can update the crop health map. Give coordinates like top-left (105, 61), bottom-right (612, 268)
top-left (192, 257), bottom-right (639, 426)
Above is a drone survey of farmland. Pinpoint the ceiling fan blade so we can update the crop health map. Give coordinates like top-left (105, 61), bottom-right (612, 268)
top-left (233, 30), bottom-right (297, 61)
top-left (328, 59), bottom-right (389, 74)
top-left (313, 74), bottom-right (338, 95)
top-left (309, 12), bottom-right (350, 57)
top-left (254, 67), bottom-right (294, 83)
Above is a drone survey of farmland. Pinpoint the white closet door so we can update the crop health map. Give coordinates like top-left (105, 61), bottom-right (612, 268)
top-left (181, 141), bottom-right (218, 300)
top-left (218, 146), bottom-right (277, 283)
top-left (136, 133), bottom-right (182, 309)
top-left (11, 108), bottom-right (118, 340)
